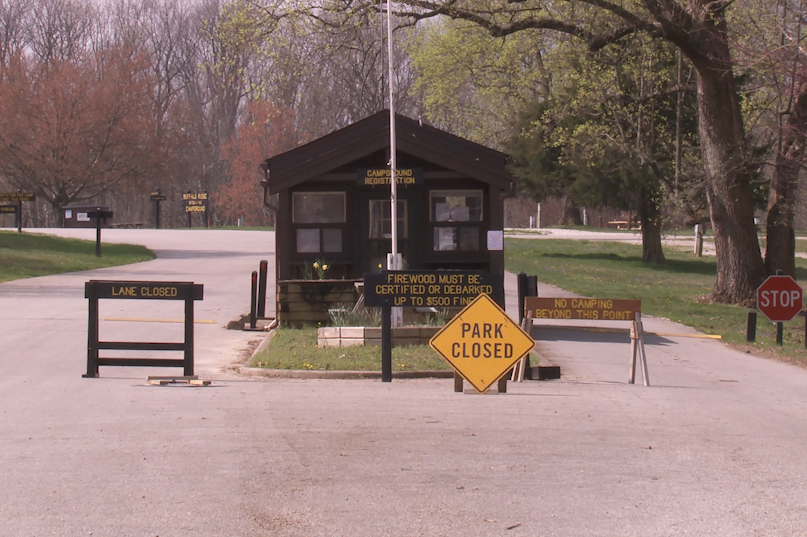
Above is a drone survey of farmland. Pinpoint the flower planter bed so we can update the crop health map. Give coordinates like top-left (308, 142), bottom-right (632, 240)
top-left (277, 279), bottom-right (360, 326)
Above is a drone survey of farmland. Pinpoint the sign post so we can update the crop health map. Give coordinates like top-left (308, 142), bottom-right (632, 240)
top-left (0, 191), bottom-right (35, 233)
top-left (429, 294), bottom-right (535, 394)
top-left (150, 189), bottom-right (166, 229)
top-left (182, 191), bottom-right (209, 228)
top-left (0, 204), bottom-right (18, 231)
top-left (363, 270), bottom-right (504, 383)
top-left (757, 274), bottom-right (804, 345)
top-left (87, 208), bottom-right (113, 257)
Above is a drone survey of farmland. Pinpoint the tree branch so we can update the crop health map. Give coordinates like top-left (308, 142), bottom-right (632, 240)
top-left (396, 0), bottom-right (665, 51)
top-left (704, 0), bottom-right (736, 14)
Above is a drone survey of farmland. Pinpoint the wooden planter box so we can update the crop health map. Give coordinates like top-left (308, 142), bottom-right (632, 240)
top-left (277, 279), bottom-right (361, 327)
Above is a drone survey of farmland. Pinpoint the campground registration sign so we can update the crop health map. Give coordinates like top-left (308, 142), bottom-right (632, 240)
top-left (430, 294), bottom-right (534, 393)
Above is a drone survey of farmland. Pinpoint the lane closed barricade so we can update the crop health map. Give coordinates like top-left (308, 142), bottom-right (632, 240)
top-left (83, 280), bottom-right (204, 378)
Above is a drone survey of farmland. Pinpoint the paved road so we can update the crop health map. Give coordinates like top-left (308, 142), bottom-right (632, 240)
top-left (507, 227), bottom-right (719, 255)
top-left (2, 229), bottom-right (807, 536)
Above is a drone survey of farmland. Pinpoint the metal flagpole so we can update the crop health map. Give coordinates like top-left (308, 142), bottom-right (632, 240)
top-left (385, 0), bottom-right (402, 327)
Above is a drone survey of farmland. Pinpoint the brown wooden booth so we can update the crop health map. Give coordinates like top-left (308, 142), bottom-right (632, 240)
top-left (262, 111), bottom-right (515, 325)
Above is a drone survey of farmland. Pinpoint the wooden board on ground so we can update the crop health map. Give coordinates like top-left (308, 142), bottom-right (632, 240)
top-left (147, 375), bottom-right (211, 386)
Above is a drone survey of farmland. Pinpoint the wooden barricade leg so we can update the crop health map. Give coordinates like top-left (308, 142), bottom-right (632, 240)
top-left (512, 311), bottom-right (534, 382)
top-left (510, 361), bottom-right (521, 382)
top-left (184, 297), bottom-right (195, 376)
top-left (636, 313), bottom-right (650, 387)
top-left (629, 313), bottom-right (650, 386)
top-left (83, 282), bottom-right (100, 378)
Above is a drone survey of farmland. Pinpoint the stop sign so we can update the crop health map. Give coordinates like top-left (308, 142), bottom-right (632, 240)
top-left (757, 275), bottom-right (804, 322)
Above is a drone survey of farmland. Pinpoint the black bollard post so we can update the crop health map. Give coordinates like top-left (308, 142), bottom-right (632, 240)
top-left (250, 271), bottom-right (258, 330)
top-left (95, 213), bottom-right (102, 257)
top-left (746, 311), bottom-right (757, 342)
top-left (258, 260), bottom-right (268, 318)
top-left (527, 275), bottom-right (538, 299)
top-left (517, 271), bottom-right (527, 323)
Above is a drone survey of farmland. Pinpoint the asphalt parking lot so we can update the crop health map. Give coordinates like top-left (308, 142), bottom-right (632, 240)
top-left (2, 229), bottom-right (807, 536)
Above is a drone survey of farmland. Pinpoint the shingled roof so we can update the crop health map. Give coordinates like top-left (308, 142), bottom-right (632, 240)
top-left (263, 110), bottom-right (514, 194)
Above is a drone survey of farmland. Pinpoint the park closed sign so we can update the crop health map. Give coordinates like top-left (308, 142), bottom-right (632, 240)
top-left (430, 294), bottom-right (535, 393)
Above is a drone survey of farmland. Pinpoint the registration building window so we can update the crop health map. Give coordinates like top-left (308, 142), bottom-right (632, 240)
top-left (293, 192), bottom-right (345, 253)
top-left (430, 190), bottom-right (482, 251)
top-left (368, 200), bottom-right (407, 239)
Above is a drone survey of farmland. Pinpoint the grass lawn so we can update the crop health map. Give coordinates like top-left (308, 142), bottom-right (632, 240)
top-left (252, 327), bottom-right (448, 371)
top-left (0, 231), bottom-right (155, 283)
top-left (506, 237), bottom-right (807, 364)
top-left (256, 235), bottom-right (807, 371)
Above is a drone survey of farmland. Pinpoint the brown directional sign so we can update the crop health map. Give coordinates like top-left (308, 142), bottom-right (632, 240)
top-left (0, 205), bottom-right (17, 214)
top-left (182, 192), bottom-right (208, 212)
top-left (525, 297), bottom-right (641, 321)
top-left (150, 191), bottom-right (167, 201)
top-left (87, 209), bottom-right (114, 220)
top-left (0, 192), bottom-right (35, 202)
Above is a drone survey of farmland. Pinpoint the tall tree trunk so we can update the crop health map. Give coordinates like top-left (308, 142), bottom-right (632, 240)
top-left (765, 83), bottom-right (807, 277)
top-left (680, 19), bottom-right (765, 304)
top-left (557, 195), bottom-right (582, 226)
top-left (639, 184), bottom-right (665, 264)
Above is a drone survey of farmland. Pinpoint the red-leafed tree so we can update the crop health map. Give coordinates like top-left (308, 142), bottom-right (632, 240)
top-left (216, 100), bottom-right (296, 226)
top-left (0, 47), bottom-right (161, 225)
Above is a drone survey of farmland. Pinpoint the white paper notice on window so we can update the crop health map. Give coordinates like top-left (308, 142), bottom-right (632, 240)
top-left (487, 230), bottom-right (504, 251)
top-left (437, 228), bottom-right (456, 250)
top-left (453, 206), bottom-right (470, 222)
top-left (435, 202), bottom-right (450, 222)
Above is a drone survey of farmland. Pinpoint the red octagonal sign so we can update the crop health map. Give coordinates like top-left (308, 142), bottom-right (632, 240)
top-left (757, 275), bottom-right (804, 322)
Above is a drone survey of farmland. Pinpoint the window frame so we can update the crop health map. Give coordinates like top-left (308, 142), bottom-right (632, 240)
top-left (368, 199), bottom-right (408, 240)
top-left (429, 189), bottom-right (484, 253)
top-left (292, 191), bottom-right (346, 224)
top-left (292, 190), bottom-right (347, 255)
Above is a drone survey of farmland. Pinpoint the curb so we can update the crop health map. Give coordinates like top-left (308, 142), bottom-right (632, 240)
top-left (244, 326), bottom-right (454, 380)
top-left (239, 367), bottom-right (455, 380)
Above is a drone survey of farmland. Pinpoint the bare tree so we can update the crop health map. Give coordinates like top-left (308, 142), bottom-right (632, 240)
top-left (0, 0), bottom-right (31, 71)
top-left (27, 0), bottom-right (95, 64)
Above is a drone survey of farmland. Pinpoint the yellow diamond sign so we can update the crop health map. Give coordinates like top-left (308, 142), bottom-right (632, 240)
top-left (429, 293), bottom-right (535, 393)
